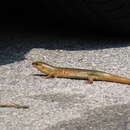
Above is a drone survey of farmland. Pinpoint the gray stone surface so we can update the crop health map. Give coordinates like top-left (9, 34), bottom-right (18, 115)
top-left (0, 33), bottom-right (130, 130)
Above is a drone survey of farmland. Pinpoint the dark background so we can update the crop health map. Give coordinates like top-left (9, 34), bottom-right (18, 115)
top-left (0, 0), bottom-right (130, 36)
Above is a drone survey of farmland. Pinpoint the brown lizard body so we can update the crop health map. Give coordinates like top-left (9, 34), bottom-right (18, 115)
top-left (32, 61), bottom-right (130, 84)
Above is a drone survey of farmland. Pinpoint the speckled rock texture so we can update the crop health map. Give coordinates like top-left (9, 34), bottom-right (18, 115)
top-left (0, 33), bottom-right (130, 130)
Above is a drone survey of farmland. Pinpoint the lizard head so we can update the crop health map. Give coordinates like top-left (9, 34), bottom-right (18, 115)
top-left (32, 61), bottom-right (44, 67)
top-left (32, 61), bottom-right (54, 74)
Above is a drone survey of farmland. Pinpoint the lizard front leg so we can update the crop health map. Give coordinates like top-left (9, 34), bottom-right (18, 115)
top-left (41, 72), bottom-right (55, 79)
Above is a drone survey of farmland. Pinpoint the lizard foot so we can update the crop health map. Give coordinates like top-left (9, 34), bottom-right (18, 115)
top-left (86, 77), bottom-right (93, 84)
top-left (41, 75), bottom-right (53, 79)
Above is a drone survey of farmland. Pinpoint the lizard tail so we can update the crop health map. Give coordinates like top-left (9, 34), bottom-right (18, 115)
top-left (97, 73), bottom-right (130, 85)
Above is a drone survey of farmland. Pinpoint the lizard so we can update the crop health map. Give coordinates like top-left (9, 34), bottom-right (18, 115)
top-left (32, 61), bottom-right (130, 84)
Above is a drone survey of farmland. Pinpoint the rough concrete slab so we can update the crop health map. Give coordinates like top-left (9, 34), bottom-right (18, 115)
top-left (0, 33), bottom-right (130, 130)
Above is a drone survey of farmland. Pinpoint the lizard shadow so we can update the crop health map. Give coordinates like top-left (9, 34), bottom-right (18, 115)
top-left (32, 74), bottom-right (89, 82)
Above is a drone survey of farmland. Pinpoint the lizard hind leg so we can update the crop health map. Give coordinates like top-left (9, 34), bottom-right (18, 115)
top-left (86, 77), bottom-right (94, 84)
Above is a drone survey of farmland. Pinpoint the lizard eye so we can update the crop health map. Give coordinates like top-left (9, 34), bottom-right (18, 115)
top-left (32, 62), bottom-right (39, 66)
